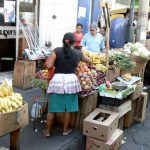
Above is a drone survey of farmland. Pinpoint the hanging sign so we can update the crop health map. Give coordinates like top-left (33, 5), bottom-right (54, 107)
top-left (0, 26), bottom-right (22, 39)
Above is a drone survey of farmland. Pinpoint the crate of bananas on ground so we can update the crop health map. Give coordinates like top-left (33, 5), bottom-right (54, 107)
top-left (0, 79), bottom-right (28, 136)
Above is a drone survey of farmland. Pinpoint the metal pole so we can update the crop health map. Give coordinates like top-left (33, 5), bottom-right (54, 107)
top-left (15, 0), bottom-right (20, 61)
top-left (136, 0), bottom-right (150, 45)
top-left (126, 0), bottom-right (135, 43)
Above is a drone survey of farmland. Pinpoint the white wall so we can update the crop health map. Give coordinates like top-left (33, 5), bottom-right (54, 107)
top-left (39, 0), bottom-right (78, 48)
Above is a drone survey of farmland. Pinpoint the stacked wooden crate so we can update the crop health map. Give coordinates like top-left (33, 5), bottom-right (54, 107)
top-left (13, 60), bottom-right (36, 89)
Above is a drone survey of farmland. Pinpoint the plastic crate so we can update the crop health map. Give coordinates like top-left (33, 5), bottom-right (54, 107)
top-left (101, 96), bottom-right (126, 107)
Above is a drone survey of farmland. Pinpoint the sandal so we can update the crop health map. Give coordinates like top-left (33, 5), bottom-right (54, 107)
top-left (43, 130), bottom-right (51, 138)
top-left (63, 129), bottom-right (72, 136)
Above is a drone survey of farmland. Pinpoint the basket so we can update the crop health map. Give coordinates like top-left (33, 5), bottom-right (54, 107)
top-left (120, 69), bottom-right (133, 75)
top-left (130, 55), bottom-right (148, 74)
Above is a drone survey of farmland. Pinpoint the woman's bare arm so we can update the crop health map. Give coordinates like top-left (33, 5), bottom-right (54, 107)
top-left (45, 51), bottom-right (56, 69)
top-left (81, 55), bottom-right (91, 63)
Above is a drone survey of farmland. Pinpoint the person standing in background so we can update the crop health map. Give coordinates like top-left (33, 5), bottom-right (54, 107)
top-left (80, 24), bottom-right (105, 53)
top-left (73, 23), bottom-right (84, 50)
top-left (100, 26), bottom-right (106, 43)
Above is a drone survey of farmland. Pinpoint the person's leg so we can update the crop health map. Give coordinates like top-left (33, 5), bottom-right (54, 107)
top-left (44, 112), bottom-right (55, 136)
top-left (63, 112), bottom-right (71, 133)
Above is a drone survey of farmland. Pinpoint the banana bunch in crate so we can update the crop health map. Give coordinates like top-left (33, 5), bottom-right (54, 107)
top-left (0, 93), bottom-right (23, 113)
top-left (0, 80), bottom-right (24, 113)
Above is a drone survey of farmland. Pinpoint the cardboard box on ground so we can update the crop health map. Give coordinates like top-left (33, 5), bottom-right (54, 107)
top-left (86, 129), bottom-right (123, 150)
top-left (83, 108), bottom-right (119, 141)
top-left (0, 102), bottom-right (29, 136)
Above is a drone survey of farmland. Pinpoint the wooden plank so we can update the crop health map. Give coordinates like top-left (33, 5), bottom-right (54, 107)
top-left (135, 92), bottom-right (148, 122)
top-left (10, 129), bottom-right (20, 150)
top-left (75, 91), bottom-right (98, 129)
top-left (118, 116), bottom-right (124, 130)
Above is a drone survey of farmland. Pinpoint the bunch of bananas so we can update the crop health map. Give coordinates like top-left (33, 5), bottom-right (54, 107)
top-left (82, 48), bottom-right (106, 64)
top-left (0, 80), bottom-right (13, 98)
top-left (95, 64), bottom-right (107, 73)
top-left (0, 93), bottom-right (23, 113)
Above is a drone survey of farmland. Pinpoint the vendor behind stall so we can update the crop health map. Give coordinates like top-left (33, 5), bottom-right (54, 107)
top-left (44, 32), bottom-right (90, 137)
top-left (73, 23), bottom-right (84, 50)
top-left (80, 24), bottom-right (105, 53)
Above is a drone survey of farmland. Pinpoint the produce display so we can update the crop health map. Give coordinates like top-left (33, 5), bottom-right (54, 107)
top-left (76, 62), bottom-right (106, 97)
top-left (32, 69), bottom-right (50, 89)
top-left (110, 53), bottom-right (136, 71)
top-left (32, 78), bottom-right (48, 90)
top-left (82, 48), bottom-right (106, 65)
top-left (90, 66), bottom-right (106, 86)
top-left (0, 80), bottom-right (24, 113)
top-left (124, 42), bottom-right (150, 59)
top-left (35, 69), bottom-right (49, 80)
top-left (76, 63), bottom-right (96, 97)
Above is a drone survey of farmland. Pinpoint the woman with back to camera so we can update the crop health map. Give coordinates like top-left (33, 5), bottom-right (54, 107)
top-left (73, 23), bottom-right (84, 50)
top-left (43, 32), bottom-right (90, 137)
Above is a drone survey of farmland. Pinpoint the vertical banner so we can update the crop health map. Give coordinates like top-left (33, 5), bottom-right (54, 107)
top-left (91, 0), bottom-right (102, 25)
top-left (77, 0), bottom-right (91, 33)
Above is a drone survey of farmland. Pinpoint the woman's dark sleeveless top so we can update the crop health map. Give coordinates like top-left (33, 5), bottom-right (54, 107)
top-left (54, 47), bottom-right (83, 74)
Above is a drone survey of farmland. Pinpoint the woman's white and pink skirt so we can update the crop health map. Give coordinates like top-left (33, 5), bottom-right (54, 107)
top-left (47, 73), bottom-right (81, 94)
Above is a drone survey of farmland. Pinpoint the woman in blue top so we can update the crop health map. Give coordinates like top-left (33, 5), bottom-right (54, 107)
top-left (80, 24), bottom-right (105, 53)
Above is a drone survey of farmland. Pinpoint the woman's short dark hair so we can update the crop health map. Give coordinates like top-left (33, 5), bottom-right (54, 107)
top-left (76, 23), bottom-right (83, 28)
top-left (62, 32), bottom-right (76, 59)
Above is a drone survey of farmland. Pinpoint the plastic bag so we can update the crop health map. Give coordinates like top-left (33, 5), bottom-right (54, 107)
top-left (31, 103), bottom-right (42, 118)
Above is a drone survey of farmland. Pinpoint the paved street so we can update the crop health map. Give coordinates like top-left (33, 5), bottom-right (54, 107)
top-left (0, 87), bottom-right (150, 150)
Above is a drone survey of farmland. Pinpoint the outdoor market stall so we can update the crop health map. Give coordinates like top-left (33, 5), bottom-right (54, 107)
top-left (0, 79), bottom-right (28, 150)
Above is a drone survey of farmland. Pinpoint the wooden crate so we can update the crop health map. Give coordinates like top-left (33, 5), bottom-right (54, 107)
top-left (124, 92), bottom-right (148, 127)
top-left (75, 91), bottom-right (98, 129)
top-left (124, 100), bottom-right (137, 128)
top-left (99, 100), bottom-right (131, 119)
top-left (13, 60), bottom-right (36, 89)
top-left (99, 100), bottom-right (131, 130)
top-left (135, 92), bottom-right (148, 122)
top-left (0, 102), bottom-right (28, 137)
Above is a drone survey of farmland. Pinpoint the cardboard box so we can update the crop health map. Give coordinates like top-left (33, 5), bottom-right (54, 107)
top-left (83, 108), bottom-right (119, 141)
top-left (86, 129), bottom-right (123, 150)
top-left (0, 102), bottom-right (29, 137)
top-left (129, 82), bottom-right (143, 100)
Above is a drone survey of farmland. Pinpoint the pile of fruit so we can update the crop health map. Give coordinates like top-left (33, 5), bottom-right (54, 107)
top-left (35, 69), bottom-right (49, 80)
top-left (0, 80), bottom-right (24, 113)
top-left (94, 64), bottom-right (107, 73)
top-left (90, 66), bottom-right (106, 86)
top-left (82, 48), bottom-right (106, 65)
top-left (76, 63), bottom-right (96, 97)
